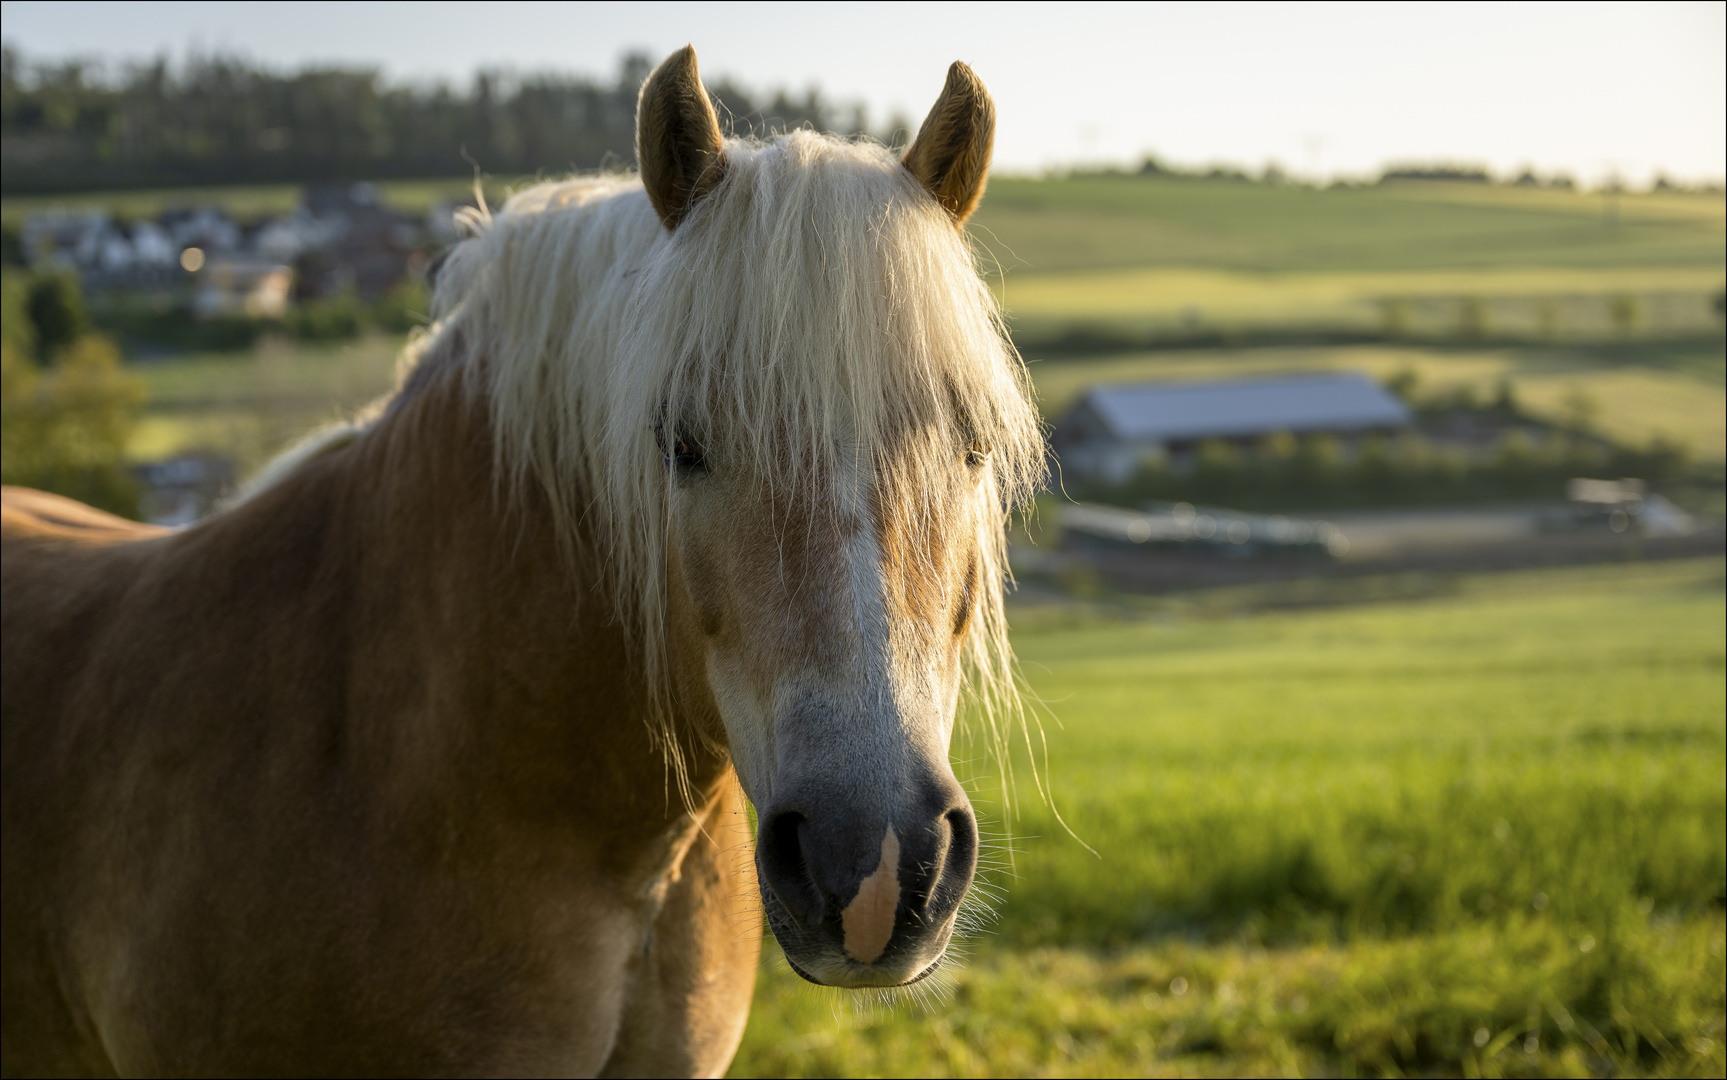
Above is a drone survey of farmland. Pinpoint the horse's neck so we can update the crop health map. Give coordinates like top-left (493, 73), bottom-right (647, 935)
top-left (223, 342), bottom-right (725, 859)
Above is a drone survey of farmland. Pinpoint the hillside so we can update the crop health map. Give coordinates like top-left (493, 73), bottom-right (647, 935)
top-left (969, 176), bottom-right (1725, 342)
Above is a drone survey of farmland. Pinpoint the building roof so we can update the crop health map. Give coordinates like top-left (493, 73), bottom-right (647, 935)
top-left (1077, 372), bottom-right (1410, 443)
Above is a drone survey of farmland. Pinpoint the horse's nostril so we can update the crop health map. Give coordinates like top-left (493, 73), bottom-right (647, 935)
top-left (900, 805), bottom-right (979, 913)
top-left (767, 811), bottom-right (805, 871)
top-left (759, 810), bottom-right (818, 922)
top-left (929, 806), bottom-right (979, 914)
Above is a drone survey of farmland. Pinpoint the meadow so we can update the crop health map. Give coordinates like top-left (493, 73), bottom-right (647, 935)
top-left (972, 176), bottom-right (1724, 275)
top-left (729, 557), bottom-right (1727, 1078)
top-left (970, 176), bottom-right (1724, 343)
top-left (122, 331), bottom-right (404, 473)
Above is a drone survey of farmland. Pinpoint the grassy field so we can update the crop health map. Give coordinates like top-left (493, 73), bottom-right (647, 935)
top-left (970, 178), bottom-right (1724, 341)
top-left (124, 332), bottom-right (404, 473)
top-left (729, 558), bottom-right (1727, 1078)
top-left (970, 177), bottom-right (1724, 275)
top-left (996, 265), bottom-right (1725, 340)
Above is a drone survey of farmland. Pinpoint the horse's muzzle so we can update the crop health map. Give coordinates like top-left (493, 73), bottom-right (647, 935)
top-left (756, 778), bottom-right (978, 988)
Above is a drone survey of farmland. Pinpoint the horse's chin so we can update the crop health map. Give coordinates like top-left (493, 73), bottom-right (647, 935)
top-left (783, 951), bottom-right (944, 990)
top-left (771, 907), bottom-right (957, 989)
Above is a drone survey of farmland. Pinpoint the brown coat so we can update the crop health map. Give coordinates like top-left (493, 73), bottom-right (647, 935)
top-left (1, 345), bottom-right (759, 1077)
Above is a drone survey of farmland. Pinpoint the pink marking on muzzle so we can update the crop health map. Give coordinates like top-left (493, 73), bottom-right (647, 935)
top-left (841, 825), bottom-right (900, 964)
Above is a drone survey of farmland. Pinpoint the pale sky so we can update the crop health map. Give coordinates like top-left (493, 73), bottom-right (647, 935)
top-left (3, 1), bottom-right (1723, 187)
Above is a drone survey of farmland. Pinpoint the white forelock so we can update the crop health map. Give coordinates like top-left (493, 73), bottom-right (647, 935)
top-left (430, 130), bottom-right (1045, 786)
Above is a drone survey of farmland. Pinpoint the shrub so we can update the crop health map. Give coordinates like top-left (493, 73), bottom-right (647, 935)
top-left (372, 278), bottom-right (430, 334)
top-left (1458, 296), bottom-right (1490, 339)
top-left (25, 273), bottom-right (88, 357)
top-left (285, 290), bottom-right (365, 341)
top-left (93, 302), bottom-right (266, 351)
top-left (1, 333), bottom-right (144, 517)
top-left (1609, 293), bottom-right (1643, 335)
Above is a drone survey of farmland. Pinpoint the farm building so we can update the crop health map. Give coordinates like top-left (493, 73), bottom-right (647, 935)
top-left (1051, 372), bottom-right (1412, 482)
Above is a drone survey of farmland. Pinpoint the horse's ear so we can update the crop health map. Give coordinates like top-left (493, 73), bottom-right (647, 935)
top-left (636, 45), bottom-right (726, 231)
top-left (902, 62), bottom-right (996, 226)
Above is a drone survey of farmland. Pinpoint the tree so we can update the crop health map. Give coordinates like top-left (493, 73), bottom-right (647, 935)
top-left (25, 273), bottom-right (87, 358)
top-left (1, 273), bottom-right (144, 516)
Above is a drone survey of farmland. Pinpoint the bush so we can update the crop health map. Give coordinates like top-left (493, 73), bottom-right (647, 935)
top-left (25, 273), bottom-right (88, 357)
top-left (2, 271), bottom-right (145, 516)
top-left (1609, 293), bottom-right (1643, 335)
top-left (372, 278), bottom-right (430, 334)
top-left (1, 333), bottom-right (144, 516)
top-left (94, 302), bottom-right (266, 352)
top-left (285, 291), bottom-right (365, 341)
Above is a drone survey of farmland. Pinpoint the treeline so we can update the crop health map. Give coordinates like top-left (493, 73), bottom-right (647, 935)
top-left (1, 47), bottom-right (888, 194)
top-left (1118, 157), bottom-right (1717, 194)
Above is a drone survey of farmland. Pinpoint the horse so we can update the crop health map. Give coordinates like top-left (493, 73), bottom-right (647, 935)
top-left (1, 46), bottom-right (1043, 1077)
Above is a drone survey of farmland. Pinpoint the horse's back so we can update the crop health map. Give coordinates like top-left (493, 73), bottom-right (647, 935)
top-left (2, 485), bottom-right (165, 738)
top-left (2, 486), bottom-right (163, 542)
top-left (2, 488), bottom-right (169, 1077)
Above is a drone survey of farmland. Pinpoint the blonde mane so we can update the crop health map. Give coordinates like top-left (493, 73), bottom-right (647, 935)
top-left (424, 131), bottom-right (1042, 780)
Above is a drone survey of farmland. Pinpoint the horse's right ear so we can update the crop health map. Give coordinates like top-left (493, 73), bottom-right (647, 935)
top-left (902, 61), bottom-right (996, 226)
top-left (636, 45), bottom-right (726, 231)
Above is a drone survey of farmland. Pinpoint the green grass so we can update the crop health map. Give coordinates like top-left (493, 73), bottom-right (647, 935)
top-left (970, 176), bottom-right (1725, 343)
top-left (996, 265), bottom-right (1726, 341)
top-left (970, 177), bottom-right (1725, 276)
top-left (125, 333), bottom-right (403, 472)
top-left (730, 558), bottom-right (1727, 1078)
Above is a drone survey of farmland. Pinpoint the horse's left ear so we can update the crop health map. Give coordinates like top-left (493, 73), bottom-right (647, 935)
top-left (636, 45), bottom-right (726, 230)
top-left (902, 62), bottom-right (996, 226)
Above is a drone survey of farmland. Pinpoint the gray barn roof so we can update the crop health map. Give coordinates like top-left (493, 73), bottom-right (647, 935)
top-left (1079, 372), bottom-right (1410, 443)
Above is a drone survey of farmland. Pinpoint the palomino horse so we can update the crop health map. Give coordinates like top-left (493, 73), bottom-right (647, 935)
top-left (1, 47), bottom-right (1042, 1077)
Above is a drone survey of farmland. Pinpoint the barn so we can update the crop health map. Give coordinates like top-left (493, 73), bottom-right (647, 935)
top-left (1051, 372), bottom-right (1412, 482)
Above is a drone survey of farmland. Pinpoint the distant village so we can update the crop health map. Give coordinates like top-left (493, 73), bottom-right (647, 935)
top-left (18, 183), bottom-right (459, 321)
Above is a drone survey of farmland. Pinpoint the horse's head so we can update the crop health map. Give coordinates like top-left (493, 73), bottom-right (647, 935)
top-left (610, 48), bottom-right (1040, 989)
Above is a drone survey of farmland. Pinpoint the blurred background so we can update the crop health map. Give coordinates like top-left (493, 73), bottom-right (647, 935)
top-left (2, 2), bottom-right (1722, 1075)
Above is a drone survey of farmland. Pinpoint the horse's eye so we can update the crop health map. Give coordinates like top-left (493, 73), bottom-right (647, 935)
top-left (965, 445), bottom-right (989, 469)
top-left (664, 432), bottom-right (707, 472)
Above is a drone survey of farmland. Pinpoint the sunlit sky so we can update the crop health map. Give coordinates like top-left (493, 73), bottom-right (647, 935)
top-left (3, 1), bottom-right (1723, 187)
